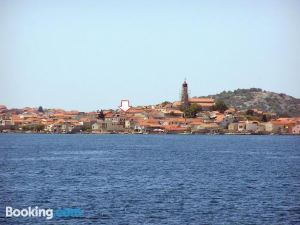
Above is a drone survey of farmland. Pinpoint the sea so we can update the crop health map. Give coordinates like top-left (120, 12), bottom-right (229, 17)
top-left (0, 134), bottom-right (299, 225)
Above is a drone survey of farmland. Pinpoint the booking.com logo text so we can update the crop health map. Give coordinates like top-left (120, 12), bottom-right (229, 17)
top-left (5, 206), bottom-right (82, 220)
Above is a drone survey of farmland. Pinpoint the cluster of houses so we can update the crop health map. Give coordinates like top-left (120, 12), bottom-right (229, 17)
top-left (1, 81), bottom-right (300, 134)
top-left (0, 103), bottom-right (299, 135)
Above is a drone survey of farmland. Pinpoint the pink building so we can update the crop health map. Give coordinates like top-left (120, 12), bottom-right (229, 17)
top-left (292, 124), bottom-right (300, 134)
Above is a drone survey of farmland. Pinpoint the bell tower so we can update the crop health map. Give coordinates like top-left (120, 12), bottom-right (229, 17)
top-left (181, 79), bottom-right (189, 109)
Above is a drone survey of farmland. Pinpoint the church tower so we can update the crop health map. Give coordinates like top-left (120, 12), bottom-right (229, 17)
top-left (181, 79), bottom-right (189, 109)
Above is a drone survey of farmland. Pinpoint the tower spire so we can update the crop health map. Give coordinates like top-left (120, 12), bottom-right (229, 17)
top-left (181, 79), bottom-right (189, 109)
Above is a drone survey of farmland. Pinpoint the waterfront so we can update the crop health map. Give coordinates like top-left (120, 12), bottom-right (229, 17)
top-left (0, 134), bottom-right (300, 224)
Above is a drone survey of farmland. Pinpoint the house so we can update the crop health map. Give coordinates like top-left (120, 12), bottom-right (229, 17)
top-left (172, 99), bottom-right (215, 111)
top-left (245, 121), bottom-right (259, 132)
top-left (164, 125), bottom-right (188, 134)
top-left (265, 122), bottom-right (276, 133)
top-left (105, 113), bottom-right (125, 123)
top-left (190, 122), bottom-right (219, 133)
top-left (149, 111), bottom-right (165, 119)
top-left (1, 119), bottom-right (13, 126)
top-left (92, 122), bottom-right (104, 132)
top-left (86, 112), bottom-right (99, 120)
top-left (257, 123), bottom-right (266, 133)
top-left (45, 124), bottom-right (54, 132)
top-left (188, 98), bottom-right (215, 111)
top-left (220, 114), bottom-right (235, 128)
top-left (103, 121), bottom-right (125, 132)
top-left (11, 115), bottom-right (24, 126)
top-left (79, 117), bottom-right (93, 126)
top-left (196, 112), bottom-right (211, 122)
top-left (237, 121), bottom-right (246, 132)
top-left (125, 108), bottom-right (148, 120)
top-left (61, 123), bottom-right (74, 133)
top-left (161, 118), bottom-right (187, 127)
top-left (224, 108), bottom-right (236, 115)
top-left (190, 120), bottom-right (205, 132)
top-left (124, 118), bottom-right (142, 130)
top-left (0, 105), bottom-right (7, 113)
top-left (291, 124), bottom-right (300, 134)
top-left (265, 120), bottom-right (295, 134)
top-left (138, 119), bottom-right (162, 133)
top-left (125, 120), bottom-right (133, 129)
top-left (228, 123), bottom-right (238, 132)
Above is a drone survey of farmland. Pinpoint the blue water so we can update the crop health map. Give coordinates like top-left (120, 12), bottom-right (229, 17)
top-left (0, 134), bottom-right (300, 225)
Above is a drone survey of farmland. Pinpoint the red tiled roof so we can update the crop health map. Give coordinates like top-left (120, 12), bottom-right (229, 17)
top-left (126, 108), bottom-right (144, 114)
top-left (271, 120), bottom-right (295, 126)
top-left (165, 118), bottom-right (186, 122)
top-left (189, 98), bottom-right (214, 103)
top-left (189, 121), bottom-right (204, 125)
top-left (163, 125), bottom-right (187, 131)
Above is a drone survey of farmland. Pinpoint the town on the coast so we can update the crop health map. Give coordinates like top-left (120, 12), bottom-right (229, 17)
top-left (1, 80), bottom-right (300, 135)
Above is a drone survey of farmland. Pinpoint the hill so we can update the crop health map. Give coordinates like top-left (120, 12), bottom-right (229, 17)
top-left (201, 88), bottom-right (300, 117)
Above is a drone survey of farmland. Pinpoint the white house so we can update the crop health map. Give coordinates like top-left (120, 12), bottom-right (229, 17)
top-left (245, 121), bottom-right (259, 132)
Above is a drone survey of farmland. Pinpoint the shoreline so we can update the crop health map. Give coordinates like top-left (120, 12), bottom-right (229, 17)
top-left (1, 131), bottom-right (299, 136)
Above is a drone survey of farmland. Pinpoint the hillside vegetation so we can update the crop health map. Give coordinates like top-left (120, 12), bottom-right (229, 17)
top-left (202, 88), bottom-right (300, 116)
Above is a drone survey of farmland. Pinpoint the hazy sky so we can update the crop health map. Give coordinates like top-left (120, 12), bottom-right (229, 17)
top-left (1, 0), bottom-right (299, 111)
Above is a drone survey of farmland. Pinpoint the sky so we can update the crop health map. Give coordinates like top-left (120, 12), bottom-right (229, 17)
top-left (0, 0), bottom-right (300, 111)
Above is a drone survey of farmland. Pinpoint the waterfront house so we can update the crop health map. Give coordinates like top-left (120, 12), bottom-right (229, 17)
top-left (189, 120), bottom-right (205, 133)
top-left (92, 121), bottom-right (104, 132)
top-left (1, 119), bottom-right (13, 126)
top-left (245, 121), bottom-right (259, 132)
top-left (291, 124), bottom-right (300, 134)
top-left (265, 120), bottom-right (295, 134)
top-left (257, 123), bottom-right (266, 133)
top-left (103, 121), bottom-right (125, 132)
top-left (228, 123), bottom-right (238, 132)
top-left (190, 122), bottom-right (219, 133)
top-left (237, 121), bottom-right (246, 132)
top-left (138, 119), bottom-right (163, 133)
top-left (164, 125), bottom-right (188, 134)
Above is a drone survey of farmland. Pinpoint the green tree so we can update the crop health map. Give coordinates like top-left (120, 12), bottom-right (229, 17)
top-left (261, 114), bottom-right (268, 122)
top-left (82, 124), bottom-right (92, 132)
top-left (246, 109), bottom-right (254, 116)
top-left (212, 100), bottom-right (228, 113)
top-left (161, 101), bottom-right (171, 107)
top-left (184, 103), bottom-right (202, 118)
top-left (38, 106), bottom-right (44, 113)
top-left (21, 125), bottom-right (30, 131)
top-left (35, 124), bottom-right (45, 132)
top-left (97, 110), bottom-right (105, 120)
top-left (169, 111), bottom-right (175, 117)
